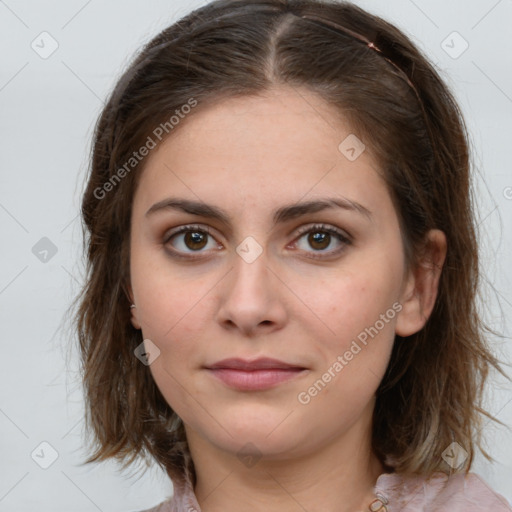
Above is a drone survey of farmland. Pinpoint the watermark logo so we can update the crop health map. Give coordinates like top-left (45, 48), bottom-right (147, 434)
top-left (338, 134), bottom-right (365, 161)
top-left (441, 441), bottom-right (468, 468)
top-left (134, 339), bottom-right (161, 366)
top-left (31, 441), bottom-right (59, 469)
top-left (237, 442), bottom-right (262, 468)
top-left (441, 31), bottom-right (469, 60)
top-left (32, 237), bottom-right (58, 263)
top-left (236, 236), bottom-right (263, 264)
top-left (31, 32), bottom-right (59, 59)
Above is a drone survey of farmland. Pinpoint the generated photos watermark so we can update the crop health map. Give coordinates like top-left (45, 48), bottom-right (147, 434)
top-left (297, 301), bottom-right (403, 405)
top-left (93, 97), bottom-right (198, 200)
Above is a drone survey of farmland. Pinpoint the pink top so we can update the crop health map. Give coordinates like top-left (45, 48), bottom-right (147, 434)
top-left (139, 470), bottom-right (512, 511)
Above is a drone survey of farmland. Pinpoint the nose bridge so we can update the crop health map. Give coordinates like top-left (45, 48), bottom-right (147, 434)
top-left (215, 235), bottom-right (288, 334)
top-left (229, 237), bottom-right (272, 297)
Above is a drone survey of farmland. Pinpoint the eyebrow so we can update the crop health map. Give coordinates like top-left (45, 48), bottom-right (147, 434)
top-left (145, 196), bottom-right (373, 225)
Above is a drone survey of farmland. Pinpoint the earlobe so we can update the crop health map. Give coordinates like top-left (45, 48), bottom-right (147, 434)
top-left (130, 304), bottom-right (141, 330)
top-left (395, 229), bottom-right (447, 337)
top-left (127, 284), bottom-right (141, 330)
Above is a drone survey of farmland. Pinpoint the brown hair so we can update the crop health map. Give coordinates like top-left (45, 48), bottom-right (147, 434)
top-left (71, 0), bottom-right (510, 486)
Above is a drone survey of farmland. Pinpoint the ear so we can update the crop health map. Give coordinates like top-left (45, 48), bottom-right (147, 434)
top-left (395, 229), bottom-right (447, 337)
top-left (127, 283), bottom-right (141, 330)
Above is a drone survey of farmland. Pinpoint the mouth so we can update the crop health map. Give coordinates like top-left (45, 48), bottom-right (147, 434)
top-left (204, 357), bottom-right (308, 391)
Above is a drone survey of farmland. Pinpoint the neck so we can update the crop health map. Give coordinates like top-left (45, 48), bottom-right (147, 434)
top-left (186, 406), bottom-right (386, 512)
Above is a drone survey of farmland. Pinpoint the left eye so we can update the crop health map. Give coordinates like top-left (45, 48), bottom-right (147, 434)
top-left (291, 224), bottom-right (351, 256)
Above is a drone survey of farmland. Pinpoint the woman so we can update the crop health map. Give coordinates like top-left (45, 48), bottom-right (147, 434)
top-left (73, 1), bottom-right (512, 510)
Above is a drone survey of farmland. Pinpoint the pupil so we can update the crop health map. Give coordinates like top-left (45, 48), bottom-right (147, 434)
top-left (309, 232), bottom-right (329, 250)
top-left (185, 231), bottom-right (207, 250)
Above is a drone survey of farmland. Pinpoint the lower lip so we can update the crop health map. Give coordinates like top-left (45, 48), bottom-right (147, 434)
top-left (207, 368), bottom-right (307, 391)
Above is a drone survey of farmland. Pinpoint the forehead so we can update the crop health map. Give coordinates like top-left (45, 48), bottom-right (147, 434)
top-left (159, 86), bottom-right (352, 165)
top-left (134, 86), bottom-right (390, 220)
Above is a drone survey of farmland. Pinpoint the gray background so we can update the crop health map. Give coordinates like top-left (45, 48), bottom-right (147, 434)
top-left (0, 0), bottom-right (511, 510)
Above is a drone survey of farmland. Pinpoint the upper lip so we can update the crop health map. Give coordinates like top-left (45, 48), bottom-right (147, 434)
top-left (206, 357), bottom-right (306, 371)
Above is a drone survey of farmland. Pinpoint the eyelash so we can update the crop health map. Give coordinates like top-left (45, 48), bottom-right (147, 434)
top-left (163, 223), bottom-right (352, 260)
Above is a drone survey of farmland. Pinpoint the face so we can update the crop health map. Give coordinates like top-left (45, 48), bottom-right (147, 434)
top-left (128, 85), bottom-right (420, 460)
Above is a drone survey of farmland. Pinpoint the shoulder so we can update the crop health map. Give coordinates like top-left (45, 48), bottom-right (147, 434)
top-left (135, 478), bottom-right (200, 512)
top-left (375, 471), bottom-right (512, 511)
top-left (134, 471), bottom-right (201, 512)
top-left (135, 497), bottom-right (175, 512)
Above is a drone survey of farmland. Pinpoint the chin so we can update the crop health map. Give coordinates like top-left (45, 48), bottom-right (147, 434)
top-left (215, 431), bottom-right (301, 461)
top-left (200, 412), bottom-right (305, 457)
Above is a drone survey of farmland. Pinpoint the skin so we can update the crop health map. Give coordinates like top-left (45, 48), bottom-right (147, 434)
top-left (128, 85), bottom-right (446, 512)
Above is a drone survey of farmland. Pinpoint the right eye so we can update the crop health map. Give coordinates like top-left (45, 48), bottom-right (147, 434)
top-left (164, 224), bottom-right (223, 258)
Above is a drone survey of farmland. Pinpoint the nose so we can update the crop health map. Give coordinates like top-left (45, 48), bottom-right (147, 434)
top-left (215, 248), bottom-right (288, 337)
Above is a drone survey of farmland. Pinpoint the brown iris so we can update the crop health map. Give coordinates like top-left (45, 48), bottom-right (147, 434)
top-left (184, 231), bottom-right (208, 251)
top-left (308, 231), bottom-right (330, 250)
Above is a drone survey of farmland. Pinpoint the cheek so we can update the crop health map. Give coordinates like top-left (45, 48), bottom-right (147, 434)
top-left (132, 266), bottom-right (214, 375)
top-left (295, 263), bottom-right (400, 336)
top-left (139, 295), bottom-right (206, 420)
top-left (147, 359), bottom-right (201, 429)
top-left (288, 258), bottom-right (402, 388)
top-left (296, 280), bottom-right (398, 415)
top-left (130, 244), bottom-right (208, 337)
